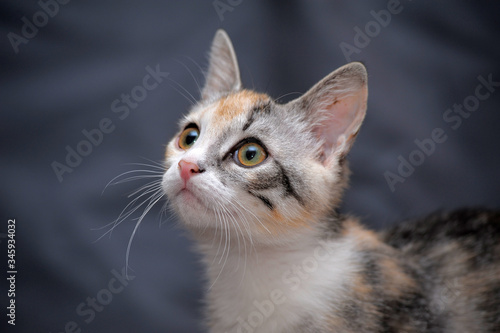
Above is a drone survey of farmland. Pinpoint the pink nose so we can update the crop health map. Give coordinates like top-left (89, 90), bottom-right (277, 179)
top-left (178, 159), bottom-right (201, 183)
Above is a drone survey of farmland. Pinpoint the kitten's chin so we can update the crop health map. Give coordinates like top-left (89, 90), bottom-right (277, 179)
top-left (172, 190), bottom-right (208, 220)
top-left (177, 188), bottom-right (203, 207)
top-left (169, 188), bottom-right (223, 231)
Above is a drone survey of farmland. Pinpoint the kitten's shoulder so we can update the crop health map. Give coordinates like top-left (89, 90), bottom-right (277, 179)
top-left (382, 207), bottom-right (500, 255)
top-left (377, 208), bottom-right (500, 331)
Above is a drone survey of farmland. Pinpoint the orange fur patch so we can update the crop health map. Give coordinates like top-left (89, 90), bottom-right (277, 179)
top-left (343, 219), bottom-right (381, 249)
top-left (324, 313), bottom-right (344, 331)
top-left (352, 273), bottom-right (374, 299)
top-left (344, 219), bottom-right (417, 298)
top-left (164, 140), bottom-right (178, 162)
top-left (164, 145), bottom-right (174, 161)
top-left (258, 208), bottom-right (314, 235)
top-left (380, 257), bottom-right (417, 297)
top-left (212, 90), bottom-right (269, 125)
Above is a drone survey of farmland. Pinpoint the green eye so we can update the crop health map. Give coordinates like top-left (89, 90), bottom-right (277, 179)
top-left (178, 127), bottom-right (199, 150)
top-left (235, 142), bottom-right (267, 167)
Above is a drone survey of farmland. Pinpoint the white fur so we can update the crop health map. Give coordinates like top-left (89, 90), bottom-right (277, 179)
top-left (202, 228), bottom-right (358, 333)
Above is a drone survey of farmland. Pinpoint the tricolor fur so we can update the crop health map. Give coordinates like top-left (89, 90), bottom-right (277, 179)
top-left (161, 30), bottom-right (500, 332)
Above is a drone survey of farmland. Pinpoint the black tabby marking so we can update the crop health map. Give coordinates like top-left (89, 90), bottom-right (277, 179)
top-left (380, 208), bottom-right (500, 332)
top-left (242, 101), bottom-right (271, 131)
top-left (384, 208), bottom-right (500, 269)
top-left (380, 291), bottom-right (439, 333)
top-left (385, 208), bottom-right (500, 248)
top-left (340, 300), bottom-right (365, 331)
top-left (248, 190), bottom-right (274, 210)
top-left (479, 283), bottom-right (500, 330)
top-left (243, 166), bottom-right (283, 192)
top-left (275, 161), bottom-right (304, 205)
top-left (320, 212), bottom-right (345, 238)
top-left (360, 252), bottom-right (382, 287)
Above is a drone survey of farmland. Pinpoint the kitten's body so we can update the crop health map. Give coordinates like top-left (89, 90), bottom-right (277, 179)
top-left (200, 209), bottom-right (500, 333)
top-left (161, 30), bottom-right (500, 332)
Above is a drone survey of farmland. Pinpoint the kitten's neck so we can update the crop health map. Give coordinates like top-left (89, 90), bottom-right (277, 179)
top-left (192, 221), bottom-right (330, 273)
top-left (193, 219), bottom-right (362, 332)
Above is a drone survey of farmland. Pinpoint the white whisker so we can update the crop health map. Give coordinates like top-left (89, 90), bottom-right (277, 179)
top-left (182, 55), bottom-right (205, 81)
top-left (167, 77), bottom-right (197, 105)
top-left (273, 91), bottom-right (302, 103)
top-left (218, 200), bottom-right (246, 276)
top-left (125, 190), bottom-right (165, 278)
top-left (235, 199), bottom-right (271, 235)
top-left (101, 161), bottom-right (165, 195)
top-left (127, 180), bottom-right (163, 198)
top-left (175, 58), bottom-right (202, 97)
top-left (94, 183), bottom-right (163, 240)
top-left (127, 160), bottom-right (167, 171)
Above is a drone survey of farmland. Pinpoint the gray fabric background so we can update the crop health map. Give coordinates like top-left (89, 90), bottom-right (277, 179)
top-left (1, 1), bottom-right (499, 332)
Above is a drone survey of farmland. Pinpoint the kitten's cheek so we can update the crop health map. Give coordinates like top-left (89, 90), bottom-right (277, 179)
top-left (161, 170), bottom-right (183, 199)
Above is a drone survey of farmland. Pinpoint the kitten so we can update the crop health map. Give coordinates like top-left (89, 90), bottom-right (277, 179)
top-left (161, 30), bottom-right (500, 332)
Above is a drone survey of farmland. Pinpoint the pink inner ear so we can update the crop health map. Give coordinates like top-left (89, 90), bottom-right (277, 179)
top-left (313, 91), bottom-right (366, 164)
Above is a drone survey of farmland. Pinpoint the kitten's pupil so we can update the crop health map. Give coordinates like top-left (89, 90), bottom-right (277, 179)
top-left (185, 131), bottom-right (198, 145)
top-left (245, 147), bottom-right (257, 161)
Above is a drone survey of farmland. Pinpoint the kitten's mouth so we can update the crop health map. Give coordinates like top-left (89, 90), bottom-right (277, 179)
top-left (177, 188), bottom-right (207, 209)
top-left (176, 187), bottom-right (225, 217)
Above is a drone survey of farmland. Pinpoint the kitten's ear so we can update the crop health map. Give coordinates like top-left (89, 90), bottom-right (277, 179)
top-left (201, 30), bottom-right (242, 100)
top-left (289, 62), bottom-right (368, 166)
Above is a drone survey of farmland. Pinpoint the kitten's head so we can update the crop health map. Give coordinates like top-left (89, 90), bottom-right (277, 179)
top-left (162, 30), bottom-right (367, 244)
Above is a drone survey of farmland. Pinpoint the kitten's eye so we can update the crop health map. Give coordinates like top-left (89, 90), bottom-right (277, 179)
top-left (178, 126), bottom-right (199, 150)
top-left (235, 142), bottom-right (266, 167)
